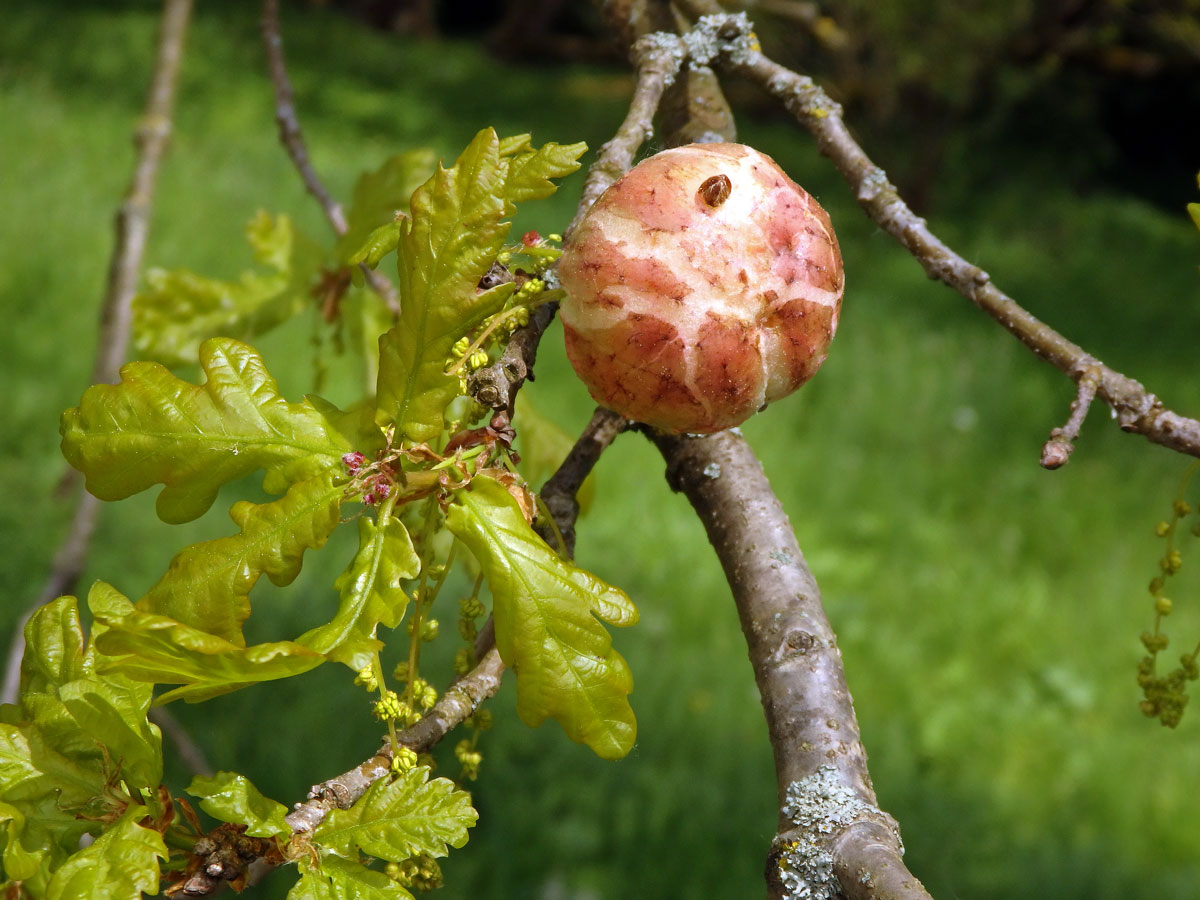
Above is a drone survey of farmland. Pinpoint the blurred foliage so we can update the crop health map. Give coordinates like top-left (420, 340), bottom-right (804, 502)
top-left (2, 2), bottom-right (1200, 899)
top-left (329, 0), bottom-right (1200, 210)
top-left (752, 0), bottom-right (1200, 208)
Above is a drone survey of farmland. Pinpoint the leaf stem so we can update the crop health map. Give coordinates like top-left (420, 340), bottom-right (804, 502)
top-left (405, 497), bottom-right (442, 712)
top-left (372, 492), bottom-right (401, 755)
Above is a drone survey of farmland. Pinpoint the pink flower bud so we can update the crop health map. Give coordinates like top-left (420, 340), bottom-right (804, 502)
top-left (558, 143), bottom-right (843, 433)
top-left (342, 451), bottom-right (366, 471)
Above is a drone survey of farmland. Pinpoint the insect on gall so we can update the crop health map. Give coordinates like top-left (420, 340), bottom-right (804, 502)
top-left (698, 174), bottom-right (732, 208)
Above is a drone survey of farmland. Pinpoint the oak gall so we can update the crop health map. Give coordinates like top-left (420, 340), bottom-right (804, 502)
top-left (558, 143), bottom-right (844, 433)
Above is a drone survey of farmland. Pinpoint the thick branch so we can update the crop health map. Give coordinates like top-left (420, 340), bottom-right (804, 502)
top-left (586, 5), bottom-right (930, 896)
top-left (651, 431), bottom-right (929, 900)
top-left (260, 0), bottom-right (401, 314)
top-left (2, 0), bottom-right (193, 707)
top-left (690, 12), bottom-right (1200, 461)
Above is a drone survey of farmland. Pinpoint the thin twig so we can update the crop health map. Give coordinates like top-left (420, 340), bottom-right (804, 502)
top-left (690, 11), bottom-right (1200, 461)
top-left (260, 0), bottom-right (402, 315)
top-left (150, 707), bottom-right (214, 777)
top-left (565, 33), bottom-right (686, 239)
top-left (470, 31), bottom-right (686, 417)
top-left (536, 407), bottom-right (630, 557)
top-left (177, 644), bottom-right (505, 895)
top-left (285, 648), bottom-right (504, 834)
top-left (468, 301), bottom-right (557, 416)
top-left (2, 0), bottom-right (194, 707)
top-left (1041, 366), bottom-right (1102, 469)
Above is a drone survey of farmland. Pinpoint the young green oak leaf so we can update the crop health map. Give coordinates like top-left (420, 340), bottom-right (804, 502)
top-left (313, 767), bottom-right (476, 863)
top-left (299, 514), bottom-right (420, 671)
top-left (445, 476), bottom-right (638, 760)
top-left (0, 592), bottom-right (170, 889)
top-left (0, 801), bottom-right (46, 884)
top-left (92, 586), bottom-right (324, 705)
top-left (187, 772), bottom-right (290, 838)
top-left (0, 714), bottom-right (108, 818)
top-left (0, 721), bottom-right (109, 882)
top-left (18, 595), bottom-right (91, 698)
top-left (499, 133), bottom-right (588, 204)
top-left (138, 474), bottom-right (343, 643)
top-left (346, 221), bottom-right (401, 274)
top-left (375, 129), bottom-right (514, 442)
top-left (13, 595), bottom-right (162, 792)
top-left (335, 149), bottom-right (436, 266)
top-left (42, 807), bottom-right (166, 900)
top-left (290, 854), bottom-right (414, 900)
top-left (60, 337), bottom-right (351, 524)
top-left (374, 129), bottom-right (585, 443)
top-left (132, 212), bottom-right (325, 366)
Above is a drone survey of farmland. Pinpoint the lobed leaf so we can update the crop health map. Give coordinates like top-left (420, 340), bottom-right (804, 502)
top-left (374, 130), bottom-right (585, 444)
top-left (445, 476), bottom-right (637, 759)
top-left (61, 336), bottom-right (351, 524)
top-left (347, 221), bottom-right (401, 273)
top-left (19, 596), bottom-right (90, 699)
top-left (43, 808), bottom-right (166, 900)
top-left (0, 593), bottom-right (169, 892)
top-left (289, 854), bottom-right (413, 900)
top-left (500, 137), bottom-right (587, 205)
top-left (187, 771), bottom-right (290, 838)
top-left (138, 474), bottom-right (343, 643)
top-left (0, 721), bottom-right (104, 813)
top-left (314, 767), bottom-right (476, 863)
top-left (55, 679), bottom-right (161, 790)
top-left (0, 800), bottom-right (46, 884)
top-left (93, 603), bottom-right (324, 705)
top-left (299, 513), bottom-right (420, 671)
top-left (336, 150), bottom-right (437, 266)
top-left (14, 594), bottom-right (161, 790)
top-left (132, 212), bottom-right (324, 366)
top-left (0, 721), bottom-right (106, 879)
top-left (376, 128), bottom-right (514, 442)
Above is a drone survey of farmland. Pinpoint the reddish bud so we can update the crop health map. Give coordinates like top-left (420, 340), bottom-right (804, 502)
top-left (558, 143), bottom-right (844, 433)
top-left (373, 479), bottom-right (392, 500)
top-left (521, 230), bottom-right (542, 247)
top-left (342, 451), bottom-right (366, 471)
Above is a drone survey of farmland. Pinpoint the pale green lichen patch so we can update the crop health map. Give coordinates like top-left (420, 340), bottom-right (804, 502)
top-left (777, 765), bottom-right (875, 900)
top-left (683, 13), bottom-right (758, 68)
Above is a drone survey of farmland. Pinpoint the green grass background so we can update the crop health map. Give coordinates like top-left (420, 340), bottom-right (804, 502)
top-left (3, 3), bottom-right (1200, 898)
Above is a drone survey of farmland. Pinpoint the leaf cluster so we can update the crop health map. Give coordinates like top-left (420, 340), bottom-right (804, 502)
top-left (0, 591), bottom-right (166, 897)
top-left (132, 151), bottom-right (436, 367)
top-left (7, 128), bottom-right (649, 896)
